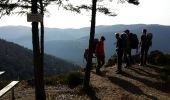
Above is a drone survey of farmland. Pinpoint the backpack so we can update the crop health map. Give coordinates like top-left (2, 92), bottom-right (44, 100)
top-left (147, 33), bottom-right (153, 40)
top-left (84, 48), bottom-right (89, 61)
top-left (146, 33), bottom-right (153, 47)
top-left (120, 33), bottom-right (128, 49)
top-left (130, 33), bottom-right (139, 49)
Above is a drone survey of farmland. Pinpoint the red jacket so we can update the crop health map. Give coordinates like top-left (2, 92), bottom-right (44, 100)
top-left (95, 41), bottom-right (105, 57)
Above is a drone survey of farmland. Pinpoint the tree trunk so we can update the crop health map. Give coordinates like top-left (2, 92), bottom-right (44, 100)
top-left (83, 0), bottom-right (97, 89)
top-left (31, 0), bottom-right (46, 99)
top-left (40, 0), bottom-right (44, 82)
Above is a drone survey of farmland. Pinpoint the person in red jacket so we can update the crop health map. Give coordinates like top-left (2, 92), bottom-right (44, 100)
top-left (95, 36), bottom-right (105, 74)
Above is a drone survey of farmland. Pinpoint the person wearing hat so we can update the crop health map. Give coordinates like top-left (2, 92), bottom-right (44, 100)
top-left (115, 33), bottom-right (123, 73)
top-left (95, 36), bottom-right (106, 74)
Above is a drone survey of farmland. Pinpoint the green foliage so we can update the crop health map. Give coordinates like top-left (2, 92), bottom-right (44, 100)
top-left (148, 50), bottom-right (170, 83)
top-left (44, 71), bottom-right (84, 88)
top-left (65, 71), bottom-right (84, 88)
top-left (148, 50), bottom-right (170, 66)
top-left (27, 79), bottom-right (35, 87)
top-left (160, 66), bottom-right (170, 82)
top-left (44, 74), bottom-right (68, 86)
top-left (0, 39), bottom-right (80, 80)
top-left (104, 53), bottom-right (117, 67)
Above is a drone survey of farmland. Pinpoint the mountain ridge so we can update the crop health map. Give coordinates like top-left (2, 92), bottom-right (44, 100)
top-left (0, 38), bottom-right (80, 80)
top-left (1, 24), bottom-right (170, 64)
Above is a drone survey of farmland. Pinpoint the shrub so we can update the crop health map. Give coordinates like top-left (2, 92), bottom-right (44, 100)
top-left (148, 50), bottom-right (170, 65)
top-left (148, 50), bottom-right (170, 83)
top-left (65, 71), bottom-right (84, 88)
top-left (27, 79), bottom-right (35, 87)
top-left (104, 53), bottom-right (117, 67)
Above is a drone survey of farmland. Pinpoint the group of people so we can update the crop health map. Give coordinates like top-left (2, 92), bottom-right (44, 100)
top-left (84, 36), bottom-right (106, 74)
top-left (84, 28), bottom-right (153, 74)
top-left (115, 29), bottom-right (153, 73)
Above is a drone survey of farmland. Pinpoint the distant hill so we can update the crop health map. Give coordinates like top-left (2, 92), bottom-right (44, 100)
top-left (0, 26), bottom-right (90, 48)
top-left (45, 24), bottom-right (170, 64)
top-left (0, 39), bottom-right (80, 80)
top-left (0, 24), bottom-right (170, 65)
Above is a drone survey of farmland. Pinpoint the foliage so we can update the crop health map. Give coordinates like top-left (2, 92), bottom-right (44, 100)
top-left (62, 0), bottom-right (139, 16)
top-left (0, 0), bottom-right (69, 18)
top-left (148, 50), bottom-right (170, 83)
top-left (65, 71), bottom-right (84, 88)
top-left (44, 71), bottom-right (84, 88)
top-left (160, 67), bottom-right (170, 83)
top-left (0, 39), bottom-right (80, 80)
top-left (104, 53), bottom-right (117, 67)
top-left (148, 50), bottom-right (170, 66)
top-left (27, 79), bottom-right (35, 87)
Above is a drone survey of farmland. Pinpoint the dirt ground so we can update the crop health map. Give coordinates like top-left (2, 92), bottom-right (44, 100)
top-left (1, 64), bottom-right (170, 100)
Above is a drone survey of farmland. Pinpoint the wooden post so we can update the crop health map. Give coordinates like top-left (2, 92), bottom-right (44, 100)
top-left (11, 88), bottom-right (14, 100)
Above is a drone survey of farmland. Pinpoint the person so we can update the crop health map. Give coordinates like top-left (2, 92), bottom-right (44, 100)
top-left (115, 33), bottom-right (123, 73)
top-left (83, 48), bottom-right (89, 62)
top-left (95, 36), bottom-right (105, 74)
top-left (139, 29), bottom-right (153, 66)
top-left (83, 39), bottom-right (99, 63)
top-left (122, 29), bottom-right (132, 68)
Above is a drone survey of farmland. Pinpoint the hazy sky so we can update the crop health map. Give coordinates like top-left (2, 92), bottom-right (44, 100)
top-left (0, 0), bottom-right (170, 28)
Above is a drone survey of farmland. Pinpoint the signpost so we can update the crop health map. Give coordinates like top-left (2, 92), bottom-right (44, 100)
top-left (27, 13), bottom-right (43, 22)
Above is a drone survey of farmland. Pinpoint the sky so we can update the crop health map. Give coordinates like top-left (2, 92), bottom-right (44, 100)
top-left (0, 0), bottom-right (170, 29)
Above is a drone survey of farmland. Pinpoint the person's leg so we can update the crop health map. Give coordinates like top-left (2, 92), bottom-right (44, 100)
top-left (123, 50), bottom-right (129, 67)
top-left (140, 47), bottom-right (145, 66)
top-left (117, 50), bottom-right (123, 72)
top-left (101, 56), bottom-right (105, 67)
top-left (144, 46), bottom-right (149, 65)
top-left (125, 49), bottom-right (131, 67)
top-left (128, 49), bottom-right (132, 66)
top-left (96, 57), bottom-right (101, 73)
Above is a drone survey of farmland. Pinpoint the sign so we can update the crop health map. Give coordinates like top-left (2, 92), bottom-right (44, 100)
top-left (27, 13), bottom-right (43, 22)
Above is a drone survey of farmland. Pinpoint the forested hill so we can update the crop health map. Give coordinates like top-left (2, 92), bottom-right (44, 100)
top-left (0, 39), bottom-right (80, 80)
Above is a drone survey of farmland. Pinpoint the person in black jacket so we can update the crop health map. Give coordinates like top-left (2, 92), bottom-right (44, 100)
top-left (115, 33), bottom-right (123, 73)
top-left (139, 29), bottom-right (153, 66)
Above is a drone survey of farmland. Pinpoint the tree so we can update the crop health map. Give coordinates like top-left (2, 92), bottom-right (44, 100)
top-left (83, 0), bottom-right (97, 89)
top-left (31, 0), bottom-right (46, 99)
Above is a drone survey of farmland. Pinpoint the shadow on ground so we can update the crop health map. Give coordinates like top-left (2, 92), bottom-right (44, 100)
top-left (120, 71), bottom-right (170, 93)
top-left (108, 75), bottom-right (158, 100)
top-left (81, 86), bottom-right (100, 100)
top-left (129, 67), bottom-right (159, 79)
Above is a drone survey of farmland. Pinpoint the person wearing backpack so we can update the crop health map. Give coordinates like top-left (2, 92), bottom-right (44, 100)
top-left (122, 29), bottom-right (132, 68)
top-left (139, 29), bottom-right (153, 66)
top-left (115, 33), bottom-right (123, 73)
top-left (144, 32), bottom-right (153, 65)
top-left (95, 36), bottom-right (105, 74)
top-left (129, 32), bottom-right (139, 64)
top-left (129, 32), bottom-right (139, 53)
top-left (139, 29), bottom-right (147, 66)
